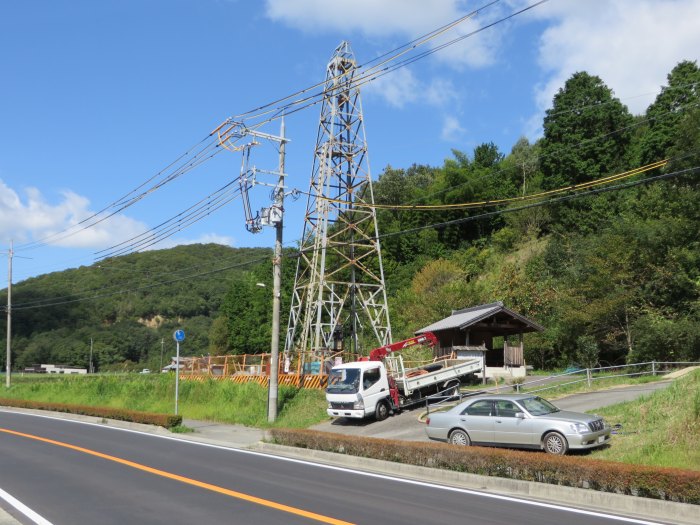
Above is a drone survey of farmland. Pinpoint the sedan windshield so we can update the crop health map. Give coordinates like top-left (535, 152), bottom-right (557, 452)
top-left (520, 396), bottom-right (559, 415)
top-left (326, 368), bottom-right (360, 394)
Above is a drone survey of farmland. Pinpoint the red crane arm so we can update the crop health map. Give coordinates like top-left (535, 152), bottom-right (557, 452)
top-left (368, 332), bottom-right (439, 361)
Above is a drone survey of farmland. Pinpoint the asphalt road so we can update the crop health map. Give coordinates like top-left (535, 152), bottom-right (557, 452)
top-left (553, 381), bottom-right (671, 412)
top-left (311, 381), bottom-right (673, 442)
top-left (0, 411), bottom-right (664, 525)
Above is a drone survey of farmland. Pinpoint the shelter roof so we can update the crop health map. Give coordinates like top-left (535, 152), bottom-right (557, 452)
top-left (415, 301), bottom-right (544, 335)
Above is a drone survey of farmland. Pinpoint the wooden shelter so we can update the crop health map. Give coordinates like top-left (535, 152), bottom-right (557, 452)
top-left (415, 301), bottom-right (543, 368)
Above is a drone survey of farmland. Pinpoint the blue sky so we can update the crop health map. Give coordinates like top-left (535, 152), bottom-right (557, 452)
top-left (1, 0), bottom-right (699, 283)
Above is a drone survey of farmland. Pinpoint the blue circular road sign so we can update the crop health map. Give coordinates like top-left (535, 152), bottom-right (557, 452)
top-left (173, 329), bottom-right (185, 342)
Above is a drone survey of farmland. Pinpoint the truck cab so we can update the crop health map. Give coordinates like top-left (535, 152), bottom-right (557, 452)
top-left (326, 361), bottom-right (392, 420)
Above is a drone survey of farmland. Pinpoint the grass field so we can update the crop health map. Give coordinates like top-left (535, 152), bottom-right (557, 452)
top-left (519, 373), bottom-right (664, 399)
top-left (585, 369), bottom-right (700, 470)
top-left (1, 373), bottom-right (328, 428)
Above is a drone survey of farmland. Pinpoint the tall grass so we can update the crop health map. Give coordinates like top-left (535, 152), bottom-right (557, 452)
top-left (586, 369), bottom-right (700, 470)
top-left (1, 374), bottom-right (328, 428)
top-left (460, 372), bottom-right (665, 399)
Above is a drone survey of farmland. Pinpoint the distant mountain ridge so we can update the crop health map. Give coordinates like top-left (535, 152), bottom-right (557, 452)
top-left (0, 244), bottom-right (270, 371)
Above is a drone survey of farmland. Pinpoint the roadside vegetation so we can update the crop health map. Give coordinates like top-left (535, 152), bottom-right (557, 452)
top-left (1, 374), bottom-right (328, 428)
top-left (587, 369), bottom-right (700, 470)
top-left (489, 371), bottom-right (665, 398)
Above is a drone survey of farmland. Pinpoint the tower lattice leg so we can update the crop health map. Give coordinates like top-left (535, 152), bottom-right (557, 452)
top-left (285, 41), bottom-right (392, 358)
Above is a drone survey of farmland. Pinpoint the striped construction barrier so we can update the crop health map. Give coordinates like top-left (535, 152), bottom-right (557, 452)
top-left (181, 373), bottom-right (327, 388)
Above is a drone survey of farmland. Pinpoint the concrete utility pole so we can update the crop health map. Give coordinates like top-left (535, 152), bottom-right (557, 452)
top-left (89, 338), bottom-right (94, 373)
top-left (5, 241), bottom-right (12, 388)
top-left (217, 117), bottom-right (288, 421)
top-left (160, 338), bottom-right (164, 372)
top-left (268, 117), bottom-right (285, 423)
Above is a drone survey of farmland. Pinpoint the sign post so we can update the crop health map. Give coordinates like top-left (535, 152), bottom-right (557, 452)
top-left (173, 329), bottom-right (185, 415)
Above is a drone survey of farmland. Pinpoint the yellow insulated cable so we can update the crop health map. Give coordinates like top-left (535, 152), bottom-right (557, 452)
top-left (317, 159), bottom-right (668, 211)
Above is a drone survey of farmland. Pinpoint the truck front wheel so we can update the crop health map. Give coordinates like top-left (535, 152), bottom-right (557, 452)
top-left (375, 400), bottom-right (390, 421)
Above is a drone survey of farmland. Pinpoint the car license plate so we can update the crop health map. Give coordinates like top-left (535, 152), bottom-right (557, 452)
top-left (598, 435), bottom-right (606, 443)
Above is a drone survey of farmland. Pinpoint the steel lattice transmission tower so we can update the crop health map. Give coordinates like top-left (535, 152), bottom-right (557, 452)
top-left (285, 41), bottom-right (391, 356)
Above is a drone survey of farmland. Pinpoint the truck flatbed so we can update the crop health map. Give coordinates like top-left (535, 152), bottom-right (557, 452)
top-left (386, 356), bottom-right (482, 396)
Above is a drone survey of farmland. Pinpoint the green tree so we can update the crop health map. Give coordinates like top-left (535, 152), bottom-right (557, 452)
top-left (576, 335), bottom-right (600, 369)
top-left (392, 259), bottom-right (469, 338)
top-left (640, 60), bottom-right (700, 165)
top-left (540, 72), bottom-right (634, 189)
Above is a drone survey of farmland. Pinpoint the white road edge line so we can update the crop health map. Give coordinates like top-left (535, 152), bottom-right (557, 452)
top-left (0, 409), bottom-right (666, 525)
top-left (0, 487), bottom-right (54, 525)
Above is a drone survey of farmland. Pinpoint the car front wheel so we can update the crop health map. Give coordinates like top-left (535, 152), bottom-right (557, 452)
top-left (449, 429), bottom-right (471, 446)
top-left (543, 432), bottom-right (568, 455)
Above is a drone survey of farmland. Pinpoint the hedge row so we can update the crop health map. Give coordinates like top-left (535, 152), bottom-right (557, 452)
top-left (0, 398), bottom-right (182, 429)
top-left (269, 428), bottom-right (700, 504)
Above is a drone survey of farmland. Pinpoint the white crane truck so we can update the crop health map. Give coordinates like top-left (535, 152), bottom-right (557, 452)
top-left (326, 332), bottom-right (482, 421)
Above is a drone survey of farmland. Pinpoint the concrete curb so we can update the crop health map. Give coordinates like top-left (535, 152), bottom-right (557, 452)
top-left (251, 441), bottom-right (698, 525)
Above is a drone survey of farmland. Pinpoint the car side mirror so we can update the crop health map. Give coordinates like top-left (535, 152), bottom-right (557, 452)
top-left (515, 412), bottom-right (525, 419)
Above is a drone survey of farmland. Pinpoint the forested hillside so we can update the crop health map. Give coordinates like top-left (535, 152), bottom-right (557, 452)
top-left (373, 62), bottom-right (700, 368)
top-left (217, 62), bottom-right (699, 369)
top-left (0, 244), bottom-right (270, 371)
top-left (3, 62), bottom-right (699, 372)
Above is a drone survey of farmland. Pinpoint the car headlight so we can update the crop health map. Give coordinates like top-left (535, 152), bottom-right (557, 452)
top-left (570, 422), bottom-right (590, 434)
top-left (353, 394), bottom-right (364, 410)
top-left (327, 402), bottom-right (332, 409)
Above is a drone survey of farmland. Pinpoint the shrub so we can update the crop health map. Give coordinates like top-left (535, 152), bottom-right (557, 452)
top-left (268, 428), bottom-right (700, 504)
top-left (0, 398), bottom-right (182, 428)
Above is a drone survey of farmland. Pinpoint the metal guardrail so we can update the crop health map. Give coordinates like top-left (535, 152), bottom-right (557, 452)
top-left (501, 361), bottom-right (699, 396)
top-left (421, 361), bottom-right (699, 414)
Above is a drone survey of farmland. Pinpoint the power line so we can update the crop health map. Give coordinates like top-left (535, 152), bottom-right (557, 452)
top-left (11, 0), bottom-right (548, 257)
top-left (544, 80), bottom-right (700, 119)
top-left (9, 163), bottom-right (698, 311)
top-left (288, 163), bottom-right (699, 255)
top-left (315, 159), bottom-right (668, 210)
top-left (14, 134), bottom-right (224, 252)
top-left (230, 1), bottom-right (502, 124)
top-left (374, 166), bottom-right (700, 242)
top-left (10, 255), bottom-right (270, 311)
top-left (398, 99), bottom-right (700, 205)
top-left (10, 250), bottom-right (272, 309)
top-left (95, 180), bottom-right (245, 258)
top-left (235, 1), bottom-right (550, 131)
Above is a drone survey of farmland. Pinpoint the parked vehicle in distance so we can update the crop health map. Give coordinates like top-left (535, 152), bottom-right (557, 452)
top-left (139, 368), bottom-right (151, 374)
top-left (425, 394), bottom-right (611, 455)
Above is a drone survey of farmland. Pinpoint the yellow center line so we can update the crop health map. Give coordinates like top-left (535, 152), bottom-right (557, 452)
top-left (0, 427), bottom-right (354, 525)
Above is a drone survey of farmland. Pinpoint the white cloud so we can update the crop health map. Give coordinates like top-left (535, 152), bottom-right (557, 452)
top-left (364, 70), bottom-right (464, 142)
top-left (441, 115), bottom-right (466, 142)
top-left (364, 69), bottom-right (459, 108)
top-left (363, 67), bottom-right (421, 108)
top-left (425, 78), bottom-right (460, 107)
top-left (264, 0), bottom-right (503, 68)
top-left (528, 0), bottom-right (700, 117)
top-left (0, 180), bottom-right (149, 249)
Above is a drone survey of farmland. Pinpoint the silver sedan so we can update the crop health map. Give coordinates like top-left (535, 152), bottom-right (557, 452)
top-left (425, 394), bottom-right (611, 455)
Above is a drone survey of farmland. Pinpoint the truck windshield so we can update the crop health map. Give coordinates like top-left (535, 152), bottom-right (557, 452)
top-left (326, 368), bottom-right (360, 394)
